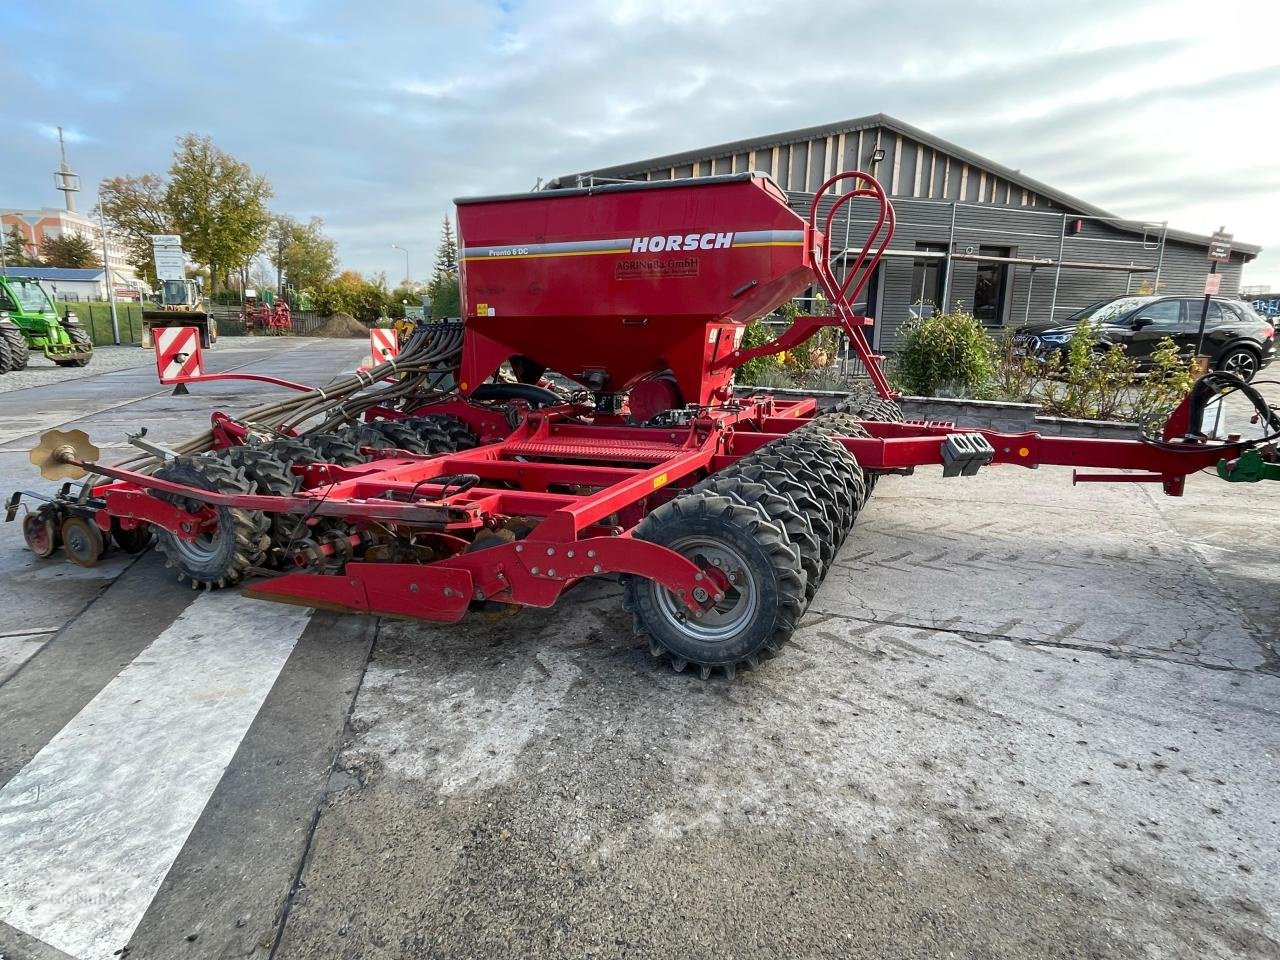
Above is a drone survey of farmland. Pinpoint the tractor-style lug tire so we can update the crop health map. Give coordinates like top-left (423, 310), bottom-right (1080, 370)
top-left (727, 461), bottom-right (838, 578)
top-left (345, 422), bottom-right (409, 455)
top-left (254, 437), bottom-right (323, 466)
top-left (773, 433), bottom-right (868, 519)
top-left (365, 419), bottom-right (432, 453)
top-left (152, 455), bottom-right (268, 590)
top-left (624, 493), bottom-right (806, 680)
top-left (297, 432), bottom-right (369, 466)
top-left (0, 324), bottom-right (30, 371)
top-left (53, 327), bottom-right (93, 367)
top-left (397, 416), bottom-right (459, 453)
top-left (800, 413), bottom-right (879, 494)
top-left (0, 328), bottom-right (13, 374)
top-left (755, 443), bottom-right (855, 540)
top-left (693, 475), bottom-right (822, 606)
top-left (834, 390), bottom-right (904, 422)
top-left (424, 414), bottom-right (479, 450)
top-left (204, 449), bottom-right (303, 568)
top-left (800, 412), bottom-right (871, 438)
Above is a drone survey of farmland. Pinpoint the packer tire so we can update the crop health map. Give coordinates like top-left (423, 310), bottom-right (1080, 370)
top-left (834, 390), bottom-right (903, 422)
top-left (624, 493), bottom-right (806, 680)
top-left (756, 443), bottom-right (855, 539)
top-left (365, 419), bottom-right (433, 453)
top-left (773, 433), bottom-right (868, 520)
top-left (152, 455), bottom-right (268, 589)
top-left (727, 461), bottom-right (838, 578)
top-left (799, 413), bottom-right (880, 494)
top-left (397, 416), bottom-right (459, 453)
top-left (694, 475), bottom-right (822, 605)
top-left (207, 448), bottom-right (303, 567)
top-left (342, 422), bottom-right (417, 455)
top-left (298, 432), bottom-right (368, 465)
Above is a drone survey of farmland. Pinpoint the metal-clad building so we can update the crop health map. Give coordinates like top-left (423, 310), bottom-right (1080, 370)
top-left (551, 114), bottom-right (1261, 352)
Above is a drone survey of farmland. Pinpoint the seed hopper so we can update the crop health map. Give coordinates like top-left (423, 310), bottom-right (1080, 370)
top-left (9, 170), bottom-right (1277, 679)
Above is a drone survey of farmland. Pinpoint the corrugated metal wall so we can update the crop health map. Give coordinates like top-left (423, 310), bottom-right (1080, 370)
top-left (621, 122), bottom-right (1249, 352)
top-left (638, 124), bottom-right (1055, 210)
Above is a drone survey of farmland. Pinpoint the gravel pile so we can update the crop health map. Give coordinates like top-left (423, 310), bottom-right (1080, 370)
top-left (312, 313), bottom-right (368, 338)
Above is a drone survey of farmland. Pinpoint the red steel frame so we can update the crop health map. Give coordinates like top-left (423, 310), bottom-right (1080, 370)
top-left (51, 169), bottom-right (1244, 623)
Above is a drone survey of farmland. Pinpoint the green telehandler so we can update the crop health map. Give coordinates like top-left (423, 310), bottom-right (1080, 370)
top-left (0, 274), bottom-right (93, 372)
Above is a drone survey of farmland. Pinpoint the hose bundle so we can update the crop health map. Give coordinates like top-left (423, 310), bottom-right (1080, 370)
top-left (101, 322), bottom-right (465, 480)
top-left (1140, 370), bottom-right (1280, 452)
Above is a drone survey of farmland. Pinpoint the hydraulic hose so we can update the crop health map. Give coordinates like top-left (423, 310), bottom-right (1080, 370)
top-left (85, 322), bottom-right (467, 490)
top-left (1140, 370), bottom-right (1280, 452)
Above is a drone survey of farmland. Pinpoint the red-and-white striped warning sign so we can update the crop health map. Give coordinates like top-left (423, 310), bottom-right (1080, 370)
top-left (358, 327), bottom-right (399, 372)
top-left (370, 328), bottom-right (398, 363)
top-left (154, 326), bottom-right (204, 383)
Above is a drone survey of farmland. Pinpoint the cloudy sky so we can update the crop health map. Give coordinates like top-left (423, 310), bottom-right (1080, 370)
top-left (3, 0), bottom-right (1278, 286)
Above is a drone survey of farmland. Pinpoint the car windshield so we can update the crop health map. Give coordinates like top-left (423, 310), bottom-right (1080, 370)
top-left (8, 279), bottom-right (56, 313)
top-left (1066, 297), bottom-right (1149, 325)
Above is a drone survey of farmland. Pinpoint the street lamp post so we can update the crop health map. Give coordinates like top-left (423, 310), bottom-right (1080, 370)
top-left (98, 207), bottom-right (120, 344)
top-left (391, 244), bottom-right (410, 287)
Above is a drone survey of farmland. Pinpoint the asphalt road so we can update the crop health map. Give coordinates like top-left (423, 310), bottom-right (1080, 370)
top-left (0, 347), bottom-right (1276, 960)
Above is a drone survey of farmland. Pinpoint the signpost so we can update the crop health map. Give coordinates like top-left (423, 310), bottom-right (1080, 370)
top-left (1207, 230), bottom-right (1232, 264)
top-left (1194, 227), bottom-right (1232, 358)
top-left (150, 235), bottom-right (186, 282)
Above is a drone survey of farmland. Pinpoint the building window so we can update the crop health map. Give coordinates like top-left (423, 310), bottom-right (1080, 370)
top-left (974, 246), bottom-right (1012, 325)
top-left (910, 243), bottom-right (947, 316)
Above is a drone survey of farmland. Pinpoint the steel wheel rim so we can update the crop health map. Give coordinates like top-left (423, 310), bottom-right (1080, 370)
top-left (64, 522), bottom-right (91, 559)
top-left (23, 515), bottom-right (54, 555)
top-left (1224, 351), bottom-right (1257, 379)
top-left (171, 531), bottom-right (219, 564)
top-left (169, 498), bottom-right (222, 564)
top-left (653, 535), bottom-right (756, 643)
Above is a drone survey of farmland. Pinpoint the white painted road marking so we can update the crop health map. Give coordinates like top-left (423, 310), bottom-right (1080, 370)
top-left (0, 591), bottom-right (312, 960)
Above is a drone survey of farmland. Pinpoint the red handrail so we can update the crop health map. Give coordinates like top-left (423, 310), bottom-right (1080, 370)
top-left (807, 171), bottom-right (896, 399)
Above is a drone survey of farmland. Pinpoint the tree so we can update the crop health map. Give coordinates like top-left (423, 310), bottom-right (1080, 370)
top-left (312, 270), bottom-right (390, 322)
top-left (165, 134), bottom-right (272, 293)
top-left (427, 215), bottom-right (460, 319)
top-left (98, 173), bottom-right (175, 285)
top-left (432, 215), bottom-right (457, 276)
top-left (268, 214), bottom-right (337, 294)
top-left (2, 225), bottom-right (38, 267)
top-left (41, 233), bottom-right (102, 269)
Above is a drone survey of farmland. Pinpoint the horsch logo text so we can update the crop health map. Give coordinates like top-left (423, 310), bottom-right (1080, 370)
top-left (631, 232), bottom-right (733, 253)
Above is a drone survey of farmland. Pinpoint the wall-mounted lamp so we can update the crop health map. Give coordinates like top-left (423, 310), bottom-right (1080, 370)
top-left (870, 147), bottom-right (886, 164)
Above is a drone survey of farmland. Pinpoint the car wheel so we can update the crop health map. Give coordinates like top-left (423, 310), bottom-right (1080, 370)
top-left (1217, 346), bottom-right (1260, 382)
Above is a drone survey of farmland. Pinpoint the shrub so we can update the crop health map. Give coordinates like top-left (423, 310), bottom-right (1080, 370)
top-left (1131, 337), bottom-right (1197, 425)
top-left (735, 317), bottom-right (781, 386)
top-left (989, 323), bottom-right (1196, 423)
top-left (311, 271), bottom-right (391, 322)
top-left (894, 306), bottom-right (995, 397)
top-left (779, 299), bottom-right (839, 379)
top-left (735, 300), bottom-right (843, 387)
top-left (748, 364), bottom-right (796, 389)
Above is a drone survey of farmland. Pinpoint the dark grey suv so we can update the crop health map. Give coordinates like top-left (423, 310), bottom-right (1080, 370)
top-left (1015, 295), bottom-right (1276, 381)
